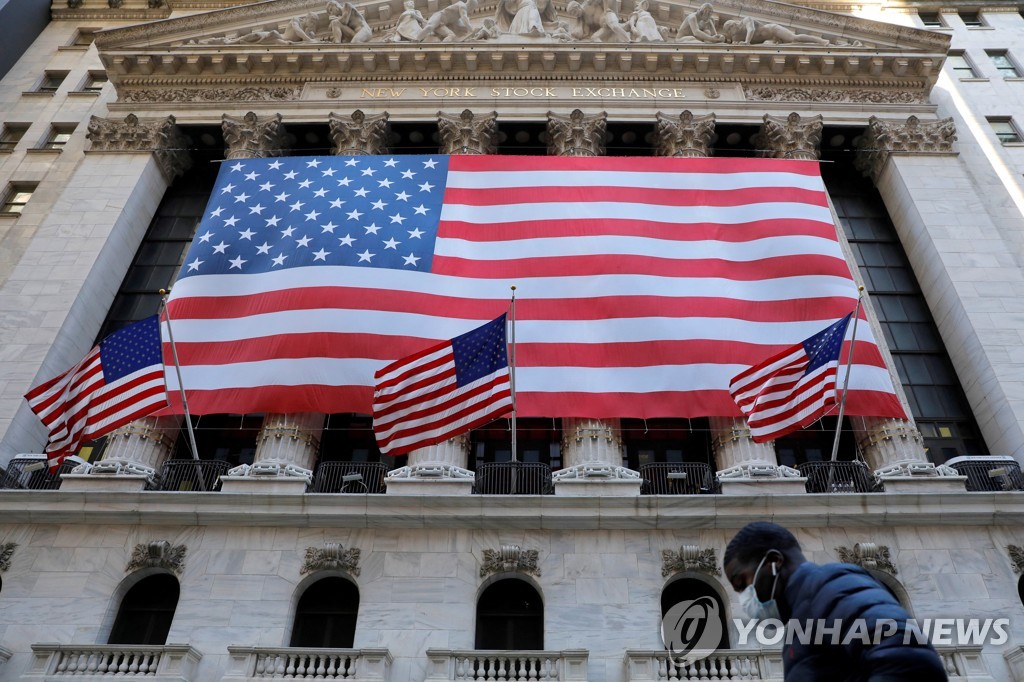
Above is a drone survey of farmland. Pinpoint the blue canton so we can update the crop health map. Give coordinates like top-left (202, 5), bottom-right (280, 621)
top-left (801, 313), bottom-right (852, 375)
top-left (99, 315), bottom-right (163, 381)
top-left (452, 315), bottom-right (509, 388)
top-left (177, 155), bottom-right (450, 278)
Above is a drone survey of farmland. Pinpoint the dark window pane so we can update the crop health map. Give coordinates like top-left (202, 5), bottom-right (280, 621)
top-left (109, 574), bottom-right (179, 645)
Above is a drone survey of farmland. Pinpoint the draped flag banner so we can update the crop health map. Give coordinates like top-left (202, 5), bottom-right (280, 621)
top-left (25, 315), bottom-right (168, 471)
top-left (164, 154), bottom-right (906, 420)
top-left (373, 314), bottom-right (513, 456)
top-left (730, 313), bottom-right (853, 442)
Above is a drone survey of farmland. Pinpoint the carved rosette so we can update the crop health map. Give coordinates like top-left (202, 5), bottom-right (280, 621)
top-left (836, 543), bottom-right (897, 576)
top-left (0, 542), bottom-right (16, 572)
top-left (755, 112), bottom-right (823, 161)
top-left (662, 545), bottom-right (720, 577)
top-left (438, 109), bottom-right (497, 155)
top-left (301, 543), bottom-right (361, 576)
top-left (547, 110), bottom-right (607, 157)
top-left (221, 111), bottom-right (287, 160)
top-left (855, 115), bottom-right (957, 182)
top-left (1008, 545), bottom-right (1024, 574)
top-left (655, 111), bottom-right (715, 158)
top-left (126, 541), bottom-right (187, 574)
top-left (86, 114), bottom-right (191, 182)
top-left (480, 544), bottom-right (541, 578)
top-left (329, 110), bottom-right (390, 156)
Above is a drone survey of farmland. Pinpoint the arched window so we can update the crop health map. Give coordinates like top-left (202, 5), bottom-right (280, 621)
top-left (290, 577), bottom-right (359, 648)
top-left (109, 574), bottom-right (180, 645)
top-left (661, 577), bottom-right (730, 650)
top-left (475, 579), bottom-right (544, 650)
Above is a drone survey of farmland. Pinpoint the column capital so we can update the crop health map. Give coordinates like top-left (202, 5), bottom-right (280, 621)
top-left (855, 115), bottom-right (957, 181)
top-left (221, 111), bottom-right (287, 160)
top-left (655, 111), bottom-right (715, 158)
top-left (85, 114), bottom-right (192, 182)
top-left (546, 109), bottom-right (607, 157)
top-left (437, 109), bottom-right (498, 155)
top-left (328, 110), bottom-right (391, 156)
top-left (755, 112), bottom-right (823, 161)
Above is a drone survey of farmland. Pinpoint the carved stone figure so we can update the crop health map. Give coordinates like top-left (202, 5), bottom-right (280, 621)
top-left (327, 0), bottom-right (372, 43)
top-left (655, 110), bottom-right (715, 158)
top-left (662, 545), bottom-right (721, 576)
top-left (466, 18), bottom-right (499, 40)
top-left (389, 0), bottom-right (427, 41)
top-left (567, 0), bottom-right (630, 43)
top-left (495, 0), bottom-right (558, 36)
top-left (416, 0), bottom-right (477, 42)
top-left (126, 541), bottom-right (187, 574)
top-left (301, 543), bottom-right (361, 575)
top-left (547, 109), bottom-right (607, 156)
top-left (190, 13), bottom-right (318, 44)
top-left (480, 545), bottom-right (541, 577)
top-left (675, 3), bottom-right (724, 43)
top-left (835, 543), bottom-right (898, 576)
top-left (722, 16), bottom-right (829, 45)
top-left (329, 110), bottom-right (390, 155)
top-left (626, 0), bottom-right (663, 41)
top-left (0, 542), bottom-right (15, 572)
top-left (437, 109), bottom-right (497, 154)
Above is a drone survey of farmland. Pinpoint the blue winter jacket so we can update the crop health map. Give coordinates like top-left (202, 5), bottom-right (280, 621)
top-left (780, 562), bottom-right (947, 682)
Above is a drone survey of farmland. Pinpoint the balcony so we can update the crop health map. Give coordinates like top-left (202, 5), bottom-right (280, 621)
top-left (224, 647), bottom-right (392, 680)
top-left (473, 462), bottom-right (554, 495)
top-left (425, 649), bottom-right (588, 681)
top-left (798, 460), bottom-right (882, 493)
top-left (155, 459), bottom-right (232, 492)
top-left (639, 463), bottom-right (720, 495)
top-left (2, 455), bottom-right (84, 490)
top-left (945, 456), bottom-right (1024, 491)
top-left (24, 643), bottom-right (201, 680)
top-left (312, 461), bottom-right (389, 494)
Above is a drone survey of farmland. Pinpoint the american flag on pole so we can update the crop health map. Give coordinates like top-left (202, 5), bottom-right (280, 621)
top-left (730, 313), bottom-right (853, 442)
top-left (164, 155), bottom-right (905, 421)
top-left (373, 314), bottom-right (512, 455)
top-left (25, 315), bottom-right (168, 471)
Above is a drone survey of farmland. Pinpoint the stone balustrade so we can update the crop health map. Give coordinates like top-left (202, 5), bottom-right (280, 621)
top-left (224, 646), bottom-right (392, 680)
top-left (24, 643), bottom-right (201, 680)
top-left (425, 649), bottom-right (589, 681)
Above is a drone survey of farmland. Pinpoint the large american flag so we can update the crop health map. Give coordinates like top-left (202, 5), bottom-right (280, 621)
top-left (164, 155), bottom-right (906, 420)
top-left (25, 315), bottom-right (168, 470)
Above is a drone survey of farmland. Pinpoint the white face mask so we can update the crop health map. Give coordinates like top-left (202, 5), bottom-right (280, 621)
top-left (738, 553), bottom-right (781, 621)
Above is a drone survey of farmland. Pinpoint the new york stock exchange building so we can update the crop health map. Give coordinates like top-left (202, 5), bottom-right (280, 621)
top-left (4, 0), bottom-right (1024, 677)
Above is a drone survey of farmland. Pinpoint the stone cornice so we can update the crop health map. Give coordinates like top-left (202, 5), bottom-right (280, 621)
top-left (0, 490), bottom-right (1020, 528)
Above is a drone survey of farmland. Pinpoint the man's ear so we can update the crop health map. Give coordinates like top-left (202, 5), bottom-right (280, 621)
top-left (765, 548), bottom-right (785, 575)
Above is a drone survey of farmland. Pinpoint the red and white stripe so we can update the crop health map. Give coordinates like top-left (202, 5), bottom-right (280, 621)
top-left (372, 339), bottom-right (512, 455)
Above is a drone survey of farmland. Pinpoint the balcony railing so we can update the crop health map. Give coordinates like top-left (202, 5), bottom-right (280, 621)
top-left (0, 465), bottom-right (23, 489)
top-left (945, 456), bottom-right (1024, 491)
top-left (3, 455), bottom-right (85, 490)
top-left (639, 463), bottom-right (720, 495)
top-left (224, 646), bottom-right (392, 680)
top-left (426, 649), bottom-right (588, 681)
top-left (798, 460), bottom-right (882, 494)
top-left (155, 459), bottom-right (232, 492)
top-left (474, 462), bottom-right (554, 495)
top-left (25, 643), bottom-right (201, 680)
top-left (312, 461), bottom-right (389, 494)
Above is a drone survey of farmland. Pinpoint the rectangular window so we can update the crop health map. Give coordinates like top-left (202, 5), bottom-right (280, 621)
top-left (0, 124), bottom-right (28, 152)
top-left (960, 11), bottom-right (984, 27)
top-left (988, 51), bottom-right (1021, 77)
top-left (919, 12), bottom-right (943, 27)
top-left (1, 183), bottom-right (37, 214)
top-left (71, 28), bottom-right (98, 46)
top-left (81, 71), bottom-right (108, 92)
top-left (41, 124), bottom-right (76, 150)
top-left (948, 52), bottom-right (978, 78)
top-left (36, 71), bottom-right (68, 93)
top-left (989, 118), bottom-right (1023, 144)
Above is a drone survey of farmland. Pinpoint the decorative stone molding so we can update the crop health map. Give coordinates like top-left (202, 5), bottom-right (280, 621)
top-left (661, 545), bottom-right (720, 577)
top-left (855, 115), bottom-right (957, 181)
top-left (329, 110), bottom-right (390, 155)
top-left (126, 541), bottom-right (187, 574)
top-left (121, 87), bottom-right (300, 103)
top-left (221, 111), bottom-right (287, 159)
top-left (88, 459), bottom-right (158, 482)
top-left (86, 114), bottom-right (191, 182)
top-left (556, 418), bottom-right (639, 483)
top-left (386, 463), bottom-right (475, 479)
top-left (480, 544), bottom-right (541, 578)
top-left (546, 110), bottom-right (607, 157)
top-left (754, 112), bottom-right (823, 160)
top-left (1008, 545), bottom-right (1024, 574)
top-left (438, 109), bottom-right (497, 155)
top-left (0, 542), bottom-right (16, 572)
top-left (744, 86), bottom-right (927, 104)
top-left (301, 543), bottom-right (360, 575)
top-left (836, 542), bottom-right (897, 576)
top-left (226, 461), bottom-right (314, 483)
top-left (655, 111), bottom-right (715, 158)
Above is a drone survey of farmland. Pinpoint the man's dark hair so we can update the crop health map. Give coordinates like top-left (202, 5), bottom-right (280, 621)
top-left (724, 522), bottom-right (801, 567)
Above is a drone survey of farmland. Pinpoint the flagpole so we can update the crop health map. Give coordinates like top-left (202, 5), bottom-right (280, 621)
top-left (509, 285), bottom-right (518, 465)
top-left (159, 289), bottom-right (206, 492)
top-left (826, 286), bottom-right (865, 490)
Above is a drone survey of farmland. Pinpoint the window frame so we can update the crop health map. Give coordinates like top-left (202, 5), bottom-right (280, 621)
top-left (1, 183), bottom-right (37, 215)
top-left (0, 124), bottom-right (29, 152)
top-left (68, 27), bottom-right (99, 47)
top-left (39, 124), bottom-right (76, 151)
top-left (78, 71), bottom-right (108, 93)
top-left (988, 117), bottom-right (1023, 144)
top-left (947, 51), bottom-right (980, 79)
top-left (918, 11), bottom-right (944, 27)
top-left (959, 10), bottom-right (985, 27)
top-left (35, 71), bottom-right (68, 93)
top-left (987, 50), bottom-right (1022, 78)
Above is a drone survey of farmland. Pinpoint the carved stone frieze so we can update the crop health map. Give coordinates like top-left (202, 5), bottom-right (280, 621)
top-left (855, 115), bottom-right (957, 181)
top-left (743, 87), bottom-right (927, 105)
top-left (836, 543), bottom-right (898, 576)
top-left (1009, 545), bottom-right (1024, 574)
top-left (655, 111), bottom-right (715, 158)
top-left (222, 111), bottom-right (287, 159)
top-left (86, 114), bottom-right (192, 182)
top-left (301, 543), bottom-right (361, 575)
top-left (329, 110), bottom-right (390, 155)
top-left (0, 542), bottom-right (16, 572)
top-left (126, 541), bottom-right (187, 574)
top-left (662, 545), bottom-right (721, 576)
top-left (547, 109), bottom-right (606, 157)
top-left (438, 109), bottom-right (497, 154)
top-left (754, 112), bottom-right (822, 161)
top-left (120, 87), bottom-right (300, 103)
top-left (480, 544), bottom-right (541, 578)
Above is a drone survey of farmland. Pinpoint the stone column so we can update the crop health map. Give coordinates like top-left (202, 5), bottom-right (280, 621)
top-left (57, 115), bottom-right (191, 493)
top-left (654, 110), bottom-right (715, 158)
top-left (754, 112), bottom-right (823, 161)
top-left (328, 110), bottom-right (390, 155)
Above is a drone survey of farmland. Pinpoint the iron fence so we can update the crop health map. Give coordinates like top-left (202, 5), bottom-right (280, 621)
top-left (312, 461), bottom-right (389, 494)
top-left (799, 460), bottom-right (882, 493)
top-left (0, 465), bottom-right (23, 490)
top-left (3, 457), bottom-right (81, 490)
top-left (474, 462), bottom-right (554, 495)
top-left (639, 462), bottom-right (720, 494)
top-left (155, 459), bottom-right (232, 492)
top-left (946, 458), bottom-right (1024, 491)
